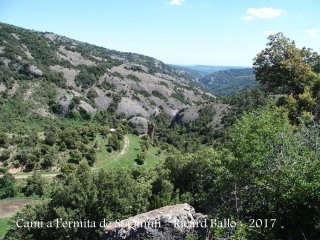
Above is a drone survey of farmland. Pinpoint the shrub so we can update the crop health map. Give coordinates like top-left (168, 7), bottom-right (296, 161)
top-left (75, 70), bottom-right (97, 89)
top-left (0, 173), bottom-right (16, 199)
top-left (0, 149), bottom-right (10, 161)
top-left (135, 151), bottom-right (146, 165)
top-left (152, 90), bottom-right (167, 101)
top-left (0, 133), bottom-right (8, 147)
top-left (126, 74), bottom-right (141, 82)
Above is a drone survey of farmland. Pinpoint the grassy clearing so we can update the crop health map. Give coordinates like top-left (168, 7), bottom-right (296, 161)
top-left (95, 134), bottom-right (165, 169)
top-left (0, 218), bottom-right (9, 239)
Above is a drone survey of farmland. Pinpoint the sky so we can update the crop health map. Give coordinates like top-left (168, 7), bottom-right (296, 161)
top-left (0, 0), bottom-right (319, 66)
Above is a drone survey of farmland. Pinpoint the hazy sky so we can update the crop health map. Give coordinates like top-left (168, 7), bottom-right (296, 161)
top-left (0, 0), bottom-right (319, 66)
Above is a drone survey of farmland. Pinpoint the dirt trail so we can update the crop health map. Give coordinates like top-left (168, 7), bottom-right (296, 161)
top-left (0, 173), bottom-right (59, 179)
top-left (13, 173), bottom-right (59, 179)
top-left (119, 135), bottom-right (130, 156)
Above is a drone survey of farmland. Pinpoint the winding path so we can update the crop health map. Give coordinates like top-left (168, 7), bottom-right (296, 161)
top-left (119, 135), bottom-right (130, 156)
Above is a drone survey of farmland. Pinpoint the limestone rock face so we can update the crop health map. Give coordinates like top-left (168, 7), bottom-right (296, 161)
top-left (115, 97), bottom-right (149, 118)
top-left (129, 116), bottom-right (155, 142)
top-left (170, 107), bottom-right (200, 127)
top-left (28, 65), bottom-right (43, 77)
top-left (103, 203), bottom-right (208, 240)
top-left (128, 117), bottom-right (149, 135)
top-left (79, 100), bottom-right (96, 114)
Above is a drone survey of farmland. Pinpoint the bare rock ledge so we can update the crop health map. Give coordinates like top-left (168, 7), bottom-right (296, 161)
top-left (103, 203), bottom-right (208, 240)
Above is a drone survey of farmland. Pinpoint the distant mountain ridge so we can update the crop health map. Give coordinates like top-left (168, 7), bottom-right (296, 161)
top-left (200, 68), bottom-right (257, 96)
top-left (169, 64), bottom-right (257, 96)
top-left (169, 64), bottom-right (246, 79)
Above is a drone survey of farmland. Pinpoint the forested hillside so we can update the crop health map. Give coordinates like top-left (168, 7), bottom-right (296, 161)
top-left (1, 22), bottom-right (320, 240)
top-left (200, 68), bottom-right (257, 96)
top-left (169, 64), bottom-right (244, 79)
top-left (168, 65), bottom-right (256, 96)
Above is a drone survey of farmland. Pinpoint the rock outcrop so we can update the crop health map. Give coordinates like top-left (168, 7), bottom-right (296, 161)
top-left (129, 117), bottom-right (155, 142)
top-left (129, 117), bottom-right (149, 135)
top-left (115, 97), bottom-right (149, 118)
top-left (103, 203), bottom-right (208, 240)
top-left (79, 100), bottom-right (96, 114)
top-left (147, 121), bottom-right (155, 143)
top-left (28, 65), bottom-right (43, 77)
top-left (170, 107), bottom-right (200, 128)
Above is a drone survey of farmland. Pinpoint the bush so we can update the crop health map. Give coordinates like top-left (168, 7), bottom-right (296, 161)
top-left (126, 74), bottom-right (141, 82)
top-left (23, 172), bottom-right (45, 197)
top-left (44, 131), bottom-right (57, 146)
top-left (108, 135), bottom-right (121, 151)
top-left (75, 70), bottom-right (97, 89)
top-left (0, 149), bottom-right (10, 161)
top-left (0, 173), bottom-right (16, 199)
top-left (152, 90), bottom-right (167, 101)
top-left (101, 81), bottom-right (116, 91)
top-left (135, 151), bottom-right (146, 165)
top-left (0, 133), bottom-right (8, 147)
top-left (87, 88), bottom-right (98, 98)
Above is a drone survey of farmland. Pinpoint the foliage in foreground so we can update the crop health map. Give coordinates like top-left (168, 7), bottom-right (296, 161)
top-left (4, 107), bottom-right (320, 240)
top-left (2, 30), bottom-right (320, 240)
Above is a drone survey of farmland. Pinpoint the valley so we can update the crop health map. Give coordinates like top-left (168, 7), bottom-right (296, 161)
top-left (0, 21), bottom-right (319, 240)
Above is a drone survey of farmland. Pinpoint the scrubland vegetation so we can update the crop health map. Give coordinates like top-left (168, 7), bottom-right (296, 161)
top-left (1, 22), bottom-right (320, 239)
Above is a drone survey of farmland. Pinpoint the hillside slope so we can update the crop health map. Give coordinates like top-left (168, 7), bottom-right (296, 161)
top-left (0, 23), bottom-right (215, 119)
top-left (169, 64), bottom-right (245, 79)
top-left (200, 68), bottom-right (257, 96)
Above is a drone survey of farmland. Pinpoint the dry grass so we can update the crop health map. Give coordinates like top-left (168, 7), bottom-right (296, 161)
top-left (0, 199), bottom-right (35, 218)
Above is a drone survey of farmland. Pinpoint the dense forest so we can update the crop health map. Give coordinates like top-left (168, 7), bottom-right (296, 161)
top-left (1, 22), bottom-right (320, 240)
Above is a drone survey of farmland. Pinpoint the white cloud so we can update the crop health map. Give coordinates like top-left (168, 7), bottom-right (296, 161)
top-left (305, 29), bottom-right (320, 38)
top-left (242, 7), bottom-right (286, 21)
top-left (264, 30), bottom-right (277, 36)
top-left (241, 16), bottom-right (254, 21)
top-left (169, 0), bottom-right (184, 6)
top-left (248, 7), bottom-right (285, 18)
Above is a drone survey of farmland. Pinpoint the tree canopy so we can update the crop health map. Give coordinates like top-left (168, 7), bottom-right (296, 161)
top-left (253, 33), bottom-right (320, 122)
top-left (253, 33), bottom-right (320, 95)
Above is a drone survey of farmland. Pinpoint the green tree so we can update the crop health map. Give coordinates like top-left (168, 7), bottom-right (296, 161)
top-left (108, 134), bottom-right (121, 151)
top-left (253, 33), bottom-right (320, 122)
top-left (44, 131), bottom-right (57, 146)
top-left (41, 149), bottom-right (56, 169)
top-left (4, 165), bottom-right (152, 240)
top-left (75, 70), bottom-right (97, 89)
top-left (149, 167), bottom-right (175, 209)
top-left (0, 133), bottom-right (8, 147)
top-left (68, 149), bottom-right (83, 164)
top-left (86, 88), bottom-right (98, 102)
top-left (228, 106), bottom-right (320, 239)
top-left (84, 147), bottom-right (97, 166)
top-left (0, 173), bottom-right (16, 199)
top-left (253, 33), bottom-right (318, 95)
top-left (23, 172), bottom-right (45, 197)
top-left (136, 151), bottom-right (146, 165)
top-left (164, 147), bottom-right (232, 212)
top-left (140, 135), bottom-right (150, 152)
top-left (0, 149), bottom-right (11, 161)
